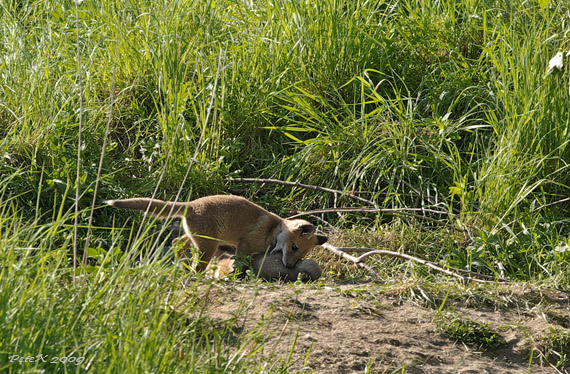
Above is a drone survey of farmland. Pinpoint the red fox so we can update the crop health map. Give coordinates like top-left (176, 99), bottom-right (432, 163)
top-left (106, 195), bottom-right (327, 271)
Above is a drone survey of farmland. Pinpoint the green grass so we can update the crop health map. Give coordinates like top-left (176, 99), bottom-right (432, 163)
top-left (533, 327), bottom-right (570, 368)
top-left (434, 310), bottom-right (506, 351)
top-left (0, 203), bottom-right (287, 373)
top-left (1, 0), bottom-right (570, 372)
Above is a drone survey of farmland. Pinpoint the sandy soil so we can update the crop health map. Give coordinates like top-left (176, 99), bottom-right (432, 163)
top-left (195, 281), bottom-right (570, 374)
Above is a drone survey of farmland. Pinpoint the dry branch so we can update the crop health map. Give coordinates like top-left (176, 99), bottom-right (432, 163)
top-left (288, 207), bottom-right (449, 224)
top-left (322, 243), bottom-right (377, 276)
top-left (226, 177), bottom-right (378, 208)
top-left (322, 243), bottom-right (509, 284)
top-left (227, 177), bottom-right (453, 226)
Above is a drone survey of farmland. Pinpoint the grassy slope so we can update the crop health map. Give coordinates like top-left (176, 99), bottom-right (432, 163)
top-left (1, 0), bottom-right (570, 372)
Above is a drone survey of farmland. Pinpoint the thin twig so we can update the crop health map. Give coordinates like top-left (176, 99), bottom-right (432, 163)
top-left (322, 243), bottom-right (509, 284)
top-left (227, 177), bottom-right (453, 225)
top-left (226, 177), bottom-right (378, 208)
top-left (501, 197), bottom-right (570, 232)
top-left (301, 214), bottom-right (335, 229)
top-left (288, 207), bottom-right (449, 224)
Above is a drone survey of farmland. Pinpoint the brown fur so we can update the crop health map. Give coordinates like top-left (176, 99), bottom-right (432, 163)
top-left (106, 195), bottom-right (327, 271)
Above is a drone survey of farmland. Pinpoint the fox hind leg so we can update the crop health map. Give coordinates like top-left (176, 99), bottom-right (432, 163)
top-left (190, 236), bottom-right (219, 272)
top-left (172, 235), bottom-right (193, 268)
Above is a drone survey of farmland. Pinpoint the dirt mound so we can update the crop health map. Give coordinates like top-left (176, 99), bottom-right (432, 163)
top-left (197, 282), bottom-right (569, 373)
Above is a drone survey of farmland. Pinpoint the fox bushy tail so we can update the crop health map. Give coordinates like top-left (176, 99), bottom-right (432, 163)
top-left (105, 198), bottom-right (191, 218)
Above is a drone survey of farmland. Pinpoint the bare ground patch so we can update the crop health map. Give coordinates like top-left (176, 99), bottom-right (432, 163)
top-left (186, 280), bottom-right (570, 373)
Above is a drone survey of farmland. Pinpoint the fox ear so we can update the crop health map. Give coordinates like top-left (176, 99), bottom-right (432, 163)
top-left (316, 235), bottom-right (327, 245)
top-left (296, 223), bottom-right (316, 237)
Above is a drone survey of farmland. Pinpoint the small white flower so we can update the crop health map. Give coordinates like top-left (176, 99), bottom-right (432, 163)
top-left (554, 242), bottom-right (570, 253)
top-left (545, 52), bottom-right (564, 76)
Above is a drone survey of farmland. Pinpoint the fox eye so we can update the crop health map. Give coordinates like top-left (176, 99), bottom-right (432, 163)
top-left (292, 244), bottom-right (299, 252)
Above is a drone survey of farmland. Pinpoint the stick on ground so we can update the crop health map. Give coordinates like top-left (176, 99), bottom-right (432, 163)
top-left (322, 243), bottom-right (509, 284)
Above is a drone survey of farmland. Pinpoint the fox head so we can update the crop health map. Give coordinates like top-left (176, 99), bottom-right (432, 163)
top-left (272, 219), bottom-right (327, 268)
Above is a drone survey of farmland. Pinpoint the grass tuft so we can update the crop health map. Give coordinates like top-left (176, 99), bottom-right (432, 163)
top-left (434, 310), bottom-right (506, 351)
